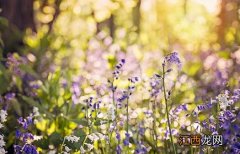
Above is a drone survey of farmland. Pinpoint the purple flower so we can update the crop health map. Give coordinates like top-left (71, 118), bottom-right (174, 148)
top-left (116, 132), bottom-right (121, 141)
top-left (14, 145), bottom-right (22, 154)
top-left (113, 59), bottom-right (125, 79)
top-left (6, 54), bottom-right (23, 75)
top-left (222, 121), bottom-right (231, 129)
top-left (71, 81), bottom-right (81, 104)
top-left (23, 144), bottom-right (38, 154)
top-left (135, 141), bottom-right (147, 154)
top-left (164, 52), bottom-right (181, 69)
top-left (232, 89), bottom-right (240, 102)
top-left (5, 93), bottom-right (15, 101)
top-left (123, 132), bottom-right (130, 146)
top-left (16, 130), bottom-right (22, 139)
top-left (18, 116), bottom-right (33, 129)
top-left (116, 145), bottom-right (122, 154)
top-left (22, 132), bottom-right (34, 143)
top-left (139, 126), bottom-right (145, 136)
top-left (117, 91), bottom-right (129, 103)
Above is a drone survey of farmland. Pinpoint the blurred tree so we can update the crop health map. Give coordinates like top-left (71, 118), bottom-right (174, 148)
top-left (217, 0), bottom-right (239, 47)
top-left (132, 0), bottom-right (141, 34)
top-left (0, 0), bottom-right (36, 56)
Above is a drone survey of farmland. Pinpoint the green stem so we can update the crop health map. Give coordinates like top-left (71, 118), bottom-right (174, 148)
top-left (109, 78), bottom-right (117, 151)
top-left (162, 64), bottom-right (177, 154)
top-left (215, 103), bottom-right (219, 154)
top-left (60, 137), bottom-right (66, 153)
top-left (152, 97), bottom-right (158, 151)
top-left (126, 82), bottom-right (130, 154)
top-left (126, 96), bottom-right (129, 153)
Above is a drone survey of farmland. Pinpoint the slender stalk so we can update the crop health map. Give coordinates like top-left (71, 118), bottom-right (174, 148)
top-left (152, 97), bottom-right (158, 151)
top-left (215, 103), bottom-right (219, 154)
top-left (126, 95), bottom-right (129, 153)
top-left (60, 137), bottom-right (66, 153)
top-left (162, 64), bottom-right (177, 154)
top-left (126, 82), bottom-right (130, 154)
top-left (109, 78), bottom-right (117, 152)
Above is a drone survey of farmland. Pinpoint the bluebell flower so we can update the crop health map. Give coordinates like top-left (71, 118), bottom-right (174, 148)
top-left (232, 124), bottom-right (240, 133)
top-left (149, 74), bottom-right (162, 97)
top-left (123, 132), bottom-right (130, 146)
top-left (164, 52), bottom-right (182, 69)
top-left (231, 142), bottom-right (240, 153)
top-left (113, 59), bottom-right (125, 79)
top-left (22, 144), bottom-right (38, 154)
top-left (116, 132), bottom-right (121, 141)
top-left (4, 93), bottom-right (15, 101)
top-left (16, 130), bottom-right (21, 139)
top-left (135, 141), bottom-right (147, 154)
top-left (18, 116), bottom-right (33, 129)
top-left (222, 121), bottom-right (231, 129)
top-left (139, 125), bottom-right (145, 136)
top-left (117, 91), bottom-right (129, 103)
top-left (232, 89), bottom-right (240, 102)
top-left (116, 145), bottom-right (122, 154)
top-left (14, 145), bottom-right (22, 154)
top-left (71, 81), bottom-right (81, 104)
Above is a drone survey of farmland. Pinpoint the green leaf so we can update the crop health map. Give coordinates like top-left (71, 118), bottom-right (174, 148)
top-left (49, 132), bottom-right (62, 146)
top-left (94, 119), bottom-right (108, 126)
top-left (184, 62), bottom-right (201, 76)
top-left (20, 95), bottom-right (54, 118)
top-left (19, 64), bottom-right (39, 78)
top-left (11, 99), bottom-right (22, 116)
top-left (68, 118), bottom-right (88, 126)
top-left (34, 138), bottom-right (49, 149)
top-left (217, 51), bottom-right (230, 59)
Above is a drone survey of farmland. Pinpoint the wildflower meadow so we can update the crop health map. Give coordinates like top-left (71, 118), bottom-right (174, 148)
top-left (0, 0), bottom-right (240, 154)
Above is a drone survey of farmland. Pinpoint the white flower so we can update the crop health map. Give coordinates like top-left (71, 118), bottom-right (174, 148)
top-left (216, 92), bottom-right (233, 110)
top-left (0, 110), bottom-right (7, 123)
top-left (192, 122), bottom-right (201, 133)
top-left (64, 146), bottom-right (71, 152)
top-left (88, 133), bottom-right (99, 141)
top-left (33, 135), bottom-right (43, 141)
top-left (0, 123), bottom-right (3, 129)
top-left (95, 133), bottom-right (105, 140)
top-left (0, 148), bottom-right (6, 154)
top-left (65, 135), bottom-right (80, 143)
top-left (0, 134), bottom-right (5, 147)
top-left (80, 146), bottom-right (86, 153)
top-left (85, 143), bottom-right (94, 151)
top-left (33, 107), bottom-right (40, 117)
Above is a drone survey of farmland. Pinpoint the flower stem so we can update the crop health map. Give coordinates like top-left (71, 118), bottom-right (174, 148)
top-left (60, 137), bottom-right (66, 153)
top-left (162, 64), bottom-right (177, 154)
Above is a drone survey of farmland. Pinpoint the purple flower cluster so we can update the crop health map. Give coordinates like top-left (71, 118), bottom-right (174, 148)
top-left (14, 115), bottom-right (38, 154)
top-left (190, 90), bottom-right (240, 153)
top-left (135, 141), bottom-right (147, 154)
top-left (14, 144), bottom-right (38, 154)
top-left (6, 54), bottom-right (24, 76)
top-left (123, 132), bottom-right (130, 146)
top-left (17, 116), bottom-right (33, 129)
top-left (149, 74), bottom-right (162, 97)
top-left (164, 52), bottom-right (181, 69)
top-left (71, 80), bottom-right (81, 104)
top-left (4, 92), bottom-right (16, 101)
top-left (113, 59), bottom-right (125, 80)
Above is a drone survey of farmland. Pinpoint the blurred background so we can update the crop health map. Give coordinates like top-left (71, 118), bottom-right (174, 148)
top-left (1, 0), bottom-right (239, 94)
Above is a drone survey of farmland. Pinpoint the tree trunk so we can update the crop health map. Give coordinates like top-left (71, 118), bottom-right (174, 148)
top-left (0, 0), bottom-right (36, 55)
top-left (217, 0), bottom-right (238, 47)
